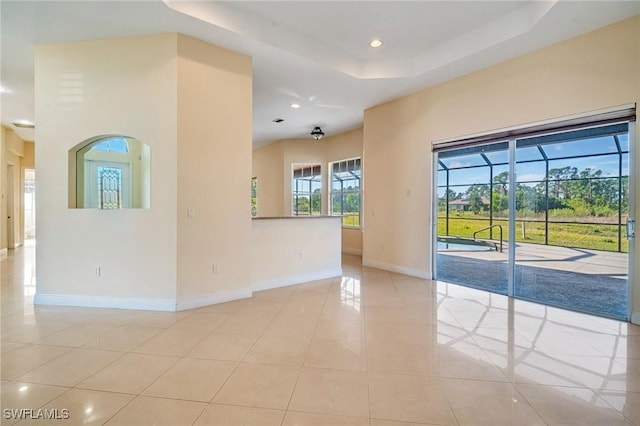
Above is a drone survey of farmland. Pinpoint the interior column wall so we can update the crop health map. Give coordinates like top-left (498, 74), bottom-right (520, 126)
top-left (34, 34), bottom-right (179, 308)
top-left (176, 34), bottom-right (253, 307)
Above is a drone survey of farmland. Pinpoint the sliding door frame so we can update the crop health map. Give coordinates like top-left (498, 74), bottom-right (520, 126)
top-left (627, 123), bottom-right (636, 321)
top-left (431, 105), bottom-right (636, 321)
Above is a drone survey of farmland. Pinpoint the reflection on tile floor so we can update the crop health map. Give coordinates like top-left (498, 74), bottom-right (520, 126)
top-left (1, 242), bottom-right (639, 425)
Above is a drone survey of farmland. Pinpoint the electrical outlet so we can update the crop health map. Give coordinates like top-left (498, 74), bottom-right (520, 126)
top-left (213, 264), bottom-right (220, 273)
top-left (95, 266), bottom-right (101, 277)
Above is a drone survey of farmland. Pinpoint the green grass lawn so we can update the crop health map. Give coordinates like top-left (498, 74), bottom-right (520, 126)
top-left (341, 212), bottom-right (360, 228)
top-left (438, 214), bottom-right (628, 253)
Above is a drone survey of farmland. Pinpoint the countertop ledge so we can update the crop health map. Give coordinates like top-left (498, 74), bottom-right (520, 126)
top-left (252, 215), bottom-right (342, 220)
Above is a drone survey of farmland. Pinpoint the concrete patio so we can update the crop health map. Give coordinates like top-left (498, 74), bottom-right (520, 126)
top-left (437, 241), bottom-right (628, 319)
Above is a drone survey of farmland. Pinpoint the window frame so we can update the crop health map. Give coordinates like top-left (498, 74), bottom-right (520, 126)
top-left (329, 157), bottom-right (362, 228)
top-left (291, 163), bottom-right (322, 216)
top-left (251, 176), bottom-right (257, 217)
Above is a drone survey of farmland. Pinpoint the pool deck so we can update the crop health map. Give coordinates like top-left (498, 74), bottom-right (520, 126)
top-left (439, 241), bottom-right (627, 279)
top-left (437, 241), bottom-right (628, 318)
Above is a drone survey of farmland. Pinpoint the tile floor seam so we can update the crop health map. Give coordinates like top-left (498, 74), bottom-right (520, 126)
top-left (282, 284), bottom-right (331, 416)
top-left (296, 284), bottom-right (331, 370)
top-left (123, 353), bottom-right (186, 400)
top-left (570, 382), bottom-right (631, 418)
top-left (99, 394), bottom-right (145, 426)
top-left (513, 385), bottom-right (551, 426)
top-left (189, 401), bottom-right (209, 426)
top-left (54, 349), bottom-right (128, 389)
top-left (0, 344), bottom-right (73, 381)
top-left (204, 359), bottom-right (242, 404)
top-left (236, 295), bottom-right (292, 362)
top-left (285, 409), bottom-right (371, 421)
top-left (6, 382), bottom-right (73, 415)
top-left (101, 326), bottom-right (170, 354)
top-left (514, 382), bottom-right (628, 426)
top-left (34, 325), bottom-right (121, 349)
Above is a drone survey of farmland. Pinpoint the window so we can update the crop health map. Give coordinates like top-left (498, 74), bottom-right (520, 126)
top-left (251, 177), bottom-right (257, 217)
top-left (292, 164), bottom-right (321, 215)
top-left (330, 158), bottom-right (361, 227)
top-left (97, 166), bottom-right (123, 209)
top-left (92, 136), bottom-right (129, 153)
top-left (69, 135), bottom-right (150, 209)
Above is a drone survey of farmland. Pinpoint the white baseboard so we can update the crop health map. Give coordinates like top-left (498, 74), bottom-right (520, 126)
top-left (342, 248), bottom-right (362, 256)
top-left (34, 293), bottom-right (176, 312)
top-left (0, 248), bottom-right (7, 258)
top-left (362, 258), bottom-right (430, 279)
top-left (632, 312), bottom-right (640, 325)
top-left (176, 287), bottom-right (253, 311)
top-left (252, 268), bottom-right (343, 292)
top-left (34, 269), bottom-right (345, 312)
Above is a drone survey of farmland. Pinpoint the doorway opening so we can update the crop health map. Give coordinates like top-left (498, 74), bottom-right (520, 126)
top-left (24, 168), bottom-right (36, 242)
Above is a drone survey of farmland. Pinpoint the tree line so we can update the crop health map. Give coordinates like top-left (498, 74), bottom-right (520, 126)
top-left (294, 186), bottom-right (360, 214)
top-left (441, 166), bottom-right (628, 218)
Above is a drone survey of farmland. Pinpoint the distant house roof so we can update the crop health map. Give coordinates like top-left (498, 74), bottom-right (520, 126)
top-left (450, 197), bottom-right (490, 206)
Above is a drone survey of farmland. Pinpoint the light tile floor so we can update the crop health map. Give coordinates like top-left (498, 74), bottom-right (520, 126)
top-left (1, 242), bottom-right (639, 425)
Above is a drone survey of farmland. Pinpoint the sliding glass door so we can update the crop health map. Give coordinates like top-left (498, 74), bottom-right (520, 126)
top-left (434, 122), bottom-right (633, 320)
top-left (436, 142), bottom-right (510, 295)
top-left (513, 124), bottom-right (630, 319)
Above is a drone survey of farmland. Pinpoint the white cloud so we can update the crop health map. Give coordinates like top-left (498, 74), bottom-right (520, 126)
top-left (448, 161), bottom-right (471, 168)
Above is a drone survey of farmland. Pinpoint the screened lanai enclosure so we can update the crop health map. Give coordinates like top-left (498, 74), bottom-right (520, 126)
top-left (435, 122), bottom-right (632, 320)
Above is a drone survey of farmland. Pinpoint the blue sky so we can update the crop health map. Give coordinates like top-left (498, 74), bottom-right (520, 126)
top-left (437, 134), bottom-right (629, 195)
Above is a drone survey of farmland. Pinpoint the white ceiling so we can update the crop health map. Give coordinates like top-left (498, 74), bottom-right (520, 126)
top-left (1, 1), bottom-right (639, 147)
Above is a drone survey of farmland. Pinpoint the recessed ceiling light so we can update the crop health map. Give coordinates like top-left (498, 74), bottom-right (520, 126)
top-left (369, 39), bottom-right (383, 48)
top-left (290, 103), bottom-right (301, 109)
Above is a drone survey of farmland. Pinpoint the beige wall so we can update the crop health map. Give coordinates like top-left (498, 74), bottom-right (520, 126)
top-left (176, 34), bottom-right (253, 304)
top-left (251, 217), bottom-right (342, 290)
top-left (363, 17), bottom-right (640, 317)
top-left (252, 127), bottom-right (364, 253)
top-left (252, 141), bottom-right (285, 217)
top-left (23, 141), bottom-right (35, 168)
top-left (35, 34), bottom-right (180, 307)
